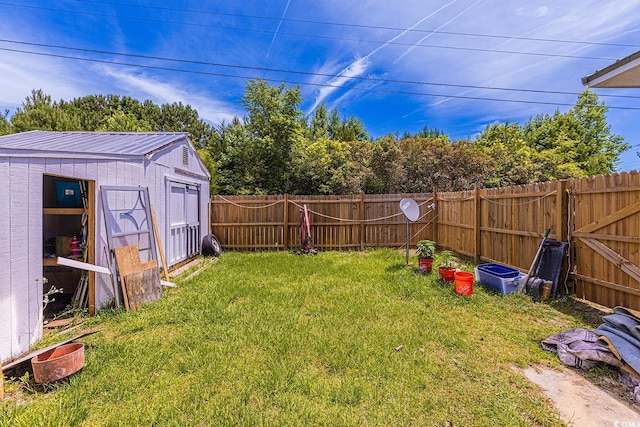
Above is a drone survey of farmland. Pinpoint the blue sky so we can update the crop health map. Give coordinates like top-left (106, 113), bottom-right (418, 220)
top-left (1, 0), bottom-right (639, 171)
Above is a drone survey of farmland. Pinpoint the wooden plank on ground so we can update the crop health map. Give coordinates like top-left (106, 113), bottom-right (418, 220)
top-left (44, 318), bottom-right (75, 329)
top-left (56, 257), bottom-right (111, 275)
top-left (114, 246), bottom-right (135, 310)
top-left (114, 245), bottom-right (144, 276)
top-left (114, 245), bottom-right (159, 310)
top-left (123, 268), bottom-right (162, 310)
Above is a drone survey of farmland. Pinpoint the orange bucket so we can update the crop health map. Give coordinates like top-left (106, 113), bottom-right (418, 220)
top-left (454, 271), bottom-right (474, 296)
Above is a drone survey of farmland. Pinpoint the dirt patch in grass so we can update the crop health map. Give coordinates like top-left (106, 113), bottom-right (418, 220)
top-left (549, 296), bottom-right (611, 329)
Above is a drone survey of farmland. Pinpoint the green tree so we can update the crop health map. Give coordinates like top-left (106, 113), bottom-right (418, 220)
top-left (196, 147), bottom-right (220, 195)
top-left (328, 108), bottom-right (370, 142)
top-left (568, 89), bottom-right (628, 174)
top-left (229, 78), bottom-right (305, 194)
top-left (11, 89), bottom-right (81, 132)
top-left (365, 135), bottom-right (406, 193)
top-left (217, 118), bottom-right (260, 195)
top-left (96, 107), bottom-right (153, 132)
top-left (289, 137), bottom-right (369, 195)
top-left (439, 140), bottom-right (493, 191)
top-left (0, 109), bottom-right (11, 135)
top-left (523, 90), bottom-right (628, 176)
top-left (402, 125), bottom-right (448, 141)
top-left (307, 104), bottom-right (330, 141)
top-left (475, 121), bottom-right (544, 186)
top-left (155, 102), bottom-right (218, 151)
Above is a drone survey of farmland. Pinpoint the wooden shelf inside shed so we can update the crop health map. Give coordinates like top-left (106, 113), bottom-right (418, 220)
top-left (43, 208), bottom-right (85, 215)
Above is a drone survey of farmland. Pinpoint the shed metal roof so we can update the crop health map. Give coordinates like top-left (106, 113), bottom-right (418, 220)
top-left (0, 130), bottom-right (190, 157)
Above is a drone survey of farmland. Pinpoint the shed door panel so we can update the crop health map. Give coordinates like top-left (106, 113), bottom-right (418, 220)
top-left (167, 182), bottom-right (200, 265)
top-left (185, 185), bottom-right (201, 259)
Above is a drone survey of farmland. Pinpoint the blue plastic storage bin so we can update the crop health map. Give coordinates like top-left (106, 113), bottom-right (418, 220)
top-left (475, 264), bottom-right (526, 294)
top-left (476, 263), bottom-right (520, 278)
top-left (54, 181), bottom-right (83, 208)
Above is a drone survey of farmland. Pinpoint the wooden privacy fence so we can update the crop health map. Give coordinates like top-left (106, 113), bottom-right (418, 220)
top-left (210, 194), bottom-right (436, 251)
top-left (210, 171), bottom-right (640, 309)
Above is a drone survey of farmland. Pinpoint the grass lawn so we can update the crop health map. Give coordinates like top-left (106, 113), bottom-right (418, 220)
top-left (1, 249), bottom-right (603, 426)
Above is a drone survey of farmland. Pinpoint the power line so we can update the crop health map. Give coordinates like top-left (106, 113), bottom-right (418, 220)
top-left (0, 2), bottom-right (624, 62)
top-left (5, 38), bottom-right (640, 100)
top-left (4, 46), bottom-right (640, 111)
top-left (70, 0), bottom-right (640, 50)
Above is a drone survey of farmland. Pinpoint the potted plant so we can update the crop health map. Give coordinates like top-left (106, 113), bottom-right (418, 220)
top-left (438, 250), bottom-right (457, 282)
top-left (416, 240), bottom-right (435, 274)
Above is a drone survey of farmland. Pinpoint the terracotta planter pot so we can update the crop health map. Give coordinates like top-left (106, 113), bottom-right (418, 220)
top-left (438, 266), bottom-right (456, 282)
top-left (418, 258), bottom-right (433, 274)
top-left (31, 343), bottom-right (85, 383)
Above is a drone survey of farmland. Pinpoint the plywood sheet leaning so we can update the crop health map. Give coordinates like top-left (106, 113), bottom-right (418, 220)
top-left (122, 268), bottom-right (162, 310)
top-left (114, 245), bottom-right (161, 310)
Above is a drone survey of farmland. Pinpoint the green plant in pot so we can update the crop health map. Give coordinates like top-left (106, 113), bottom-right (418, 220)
top-left (438, 250), bottom-right (457, 282)
top-left (416, 240), bottom-right (435, 274)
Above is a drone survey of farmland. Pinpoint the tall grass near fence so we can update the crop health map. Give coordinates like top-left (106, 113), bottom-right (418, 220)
top-left (0, 250), bottom-right (598, 426)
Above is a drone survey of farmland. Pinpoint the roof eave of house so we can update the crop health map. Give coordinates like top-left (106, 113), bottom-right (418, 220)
top-left (583, 49), bottom-right (640, 88)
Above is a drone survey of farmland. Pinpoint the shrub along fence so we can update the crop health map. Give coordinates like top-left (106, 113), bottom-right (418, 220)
top-left (210, 171), bottom-right (640, 309)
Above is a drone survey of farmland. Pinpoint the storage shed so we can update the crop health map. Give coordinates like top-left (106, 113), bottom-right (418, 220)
top-left (0, 131), bottom-right (210, 363)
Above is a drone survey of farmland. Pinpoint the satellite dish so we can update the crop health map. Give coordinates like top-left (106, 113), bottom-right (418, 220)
top-left (400, 198), bottom-right (419, 222)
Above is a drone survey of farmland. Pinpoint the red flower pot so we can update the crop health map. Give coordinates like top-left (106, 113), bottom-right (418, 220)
top-left (439, 266), bottom-right (456, 282)
top-left (418, 258), bottom-right (433, 274)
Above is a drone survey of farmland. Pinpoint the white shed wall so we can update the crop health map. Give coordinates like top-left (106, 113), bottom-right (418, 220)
top-left (1, 139), bottom-right (209, 363)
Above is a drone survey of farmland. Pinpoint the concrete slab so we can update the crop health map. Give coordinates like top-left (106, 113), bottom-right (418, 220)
top-left (522, 365), bottom-right (640, 426)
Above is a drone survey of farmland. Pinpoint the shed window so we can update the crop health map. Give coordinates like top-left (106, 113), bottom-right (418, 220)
top-left (182, 146), bottom-right (189, 165)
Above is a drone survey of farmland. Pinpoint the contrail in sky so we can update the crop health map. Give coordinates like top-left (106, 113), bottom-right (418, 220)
top-left (310, 1), bottom-right (457, 112)
top-left (267, 0), bottom-right (292, 59)
top-left (428, 20), bottom-right (563, 107)
top-left (394, 0), bottom-right (484, 63)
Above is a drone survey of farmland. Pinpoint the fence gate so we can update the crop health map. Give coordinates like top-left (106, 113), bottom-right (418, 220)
top-left (570, 180), bottom-right (640, 308)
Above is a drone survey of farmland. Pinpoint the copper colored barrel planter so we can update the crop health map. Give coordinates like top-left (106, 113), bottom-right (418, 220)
top-left (31, 343), bottom-right (85, 383)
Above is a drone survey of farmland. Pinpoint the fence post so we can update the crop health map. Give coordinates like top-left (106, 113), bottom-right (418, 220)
top-left (474, 182), bottom-right (482, 264)
top-left (556, 180), bottom-right (568, 242)
top-left (283, 194), bottom-right (288, 250)
top-left (432, 188), bottom-right (439, 244)
top-left (360, 192), bottom-right (365, 250)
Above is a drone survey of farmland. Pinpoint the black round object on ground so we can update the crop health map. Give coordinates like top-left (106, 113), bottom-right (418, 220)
top-left (201, 234), bottom-right (222, 257)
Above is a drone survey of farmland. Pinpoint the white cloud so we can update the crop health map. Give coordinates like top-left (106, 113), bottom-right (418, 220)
top-left (308, 57), bottom-right (369, 113)
top-left (309, 1), bottom-right (459, 113)
top-left (515, 6), bottom-right (550, 17)
top-left (394, 0), bottom-right (484, 63)
top-left (103, 68), bottom-right (240, 124)
top-left (0, 50), bottom-right (91, 110)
